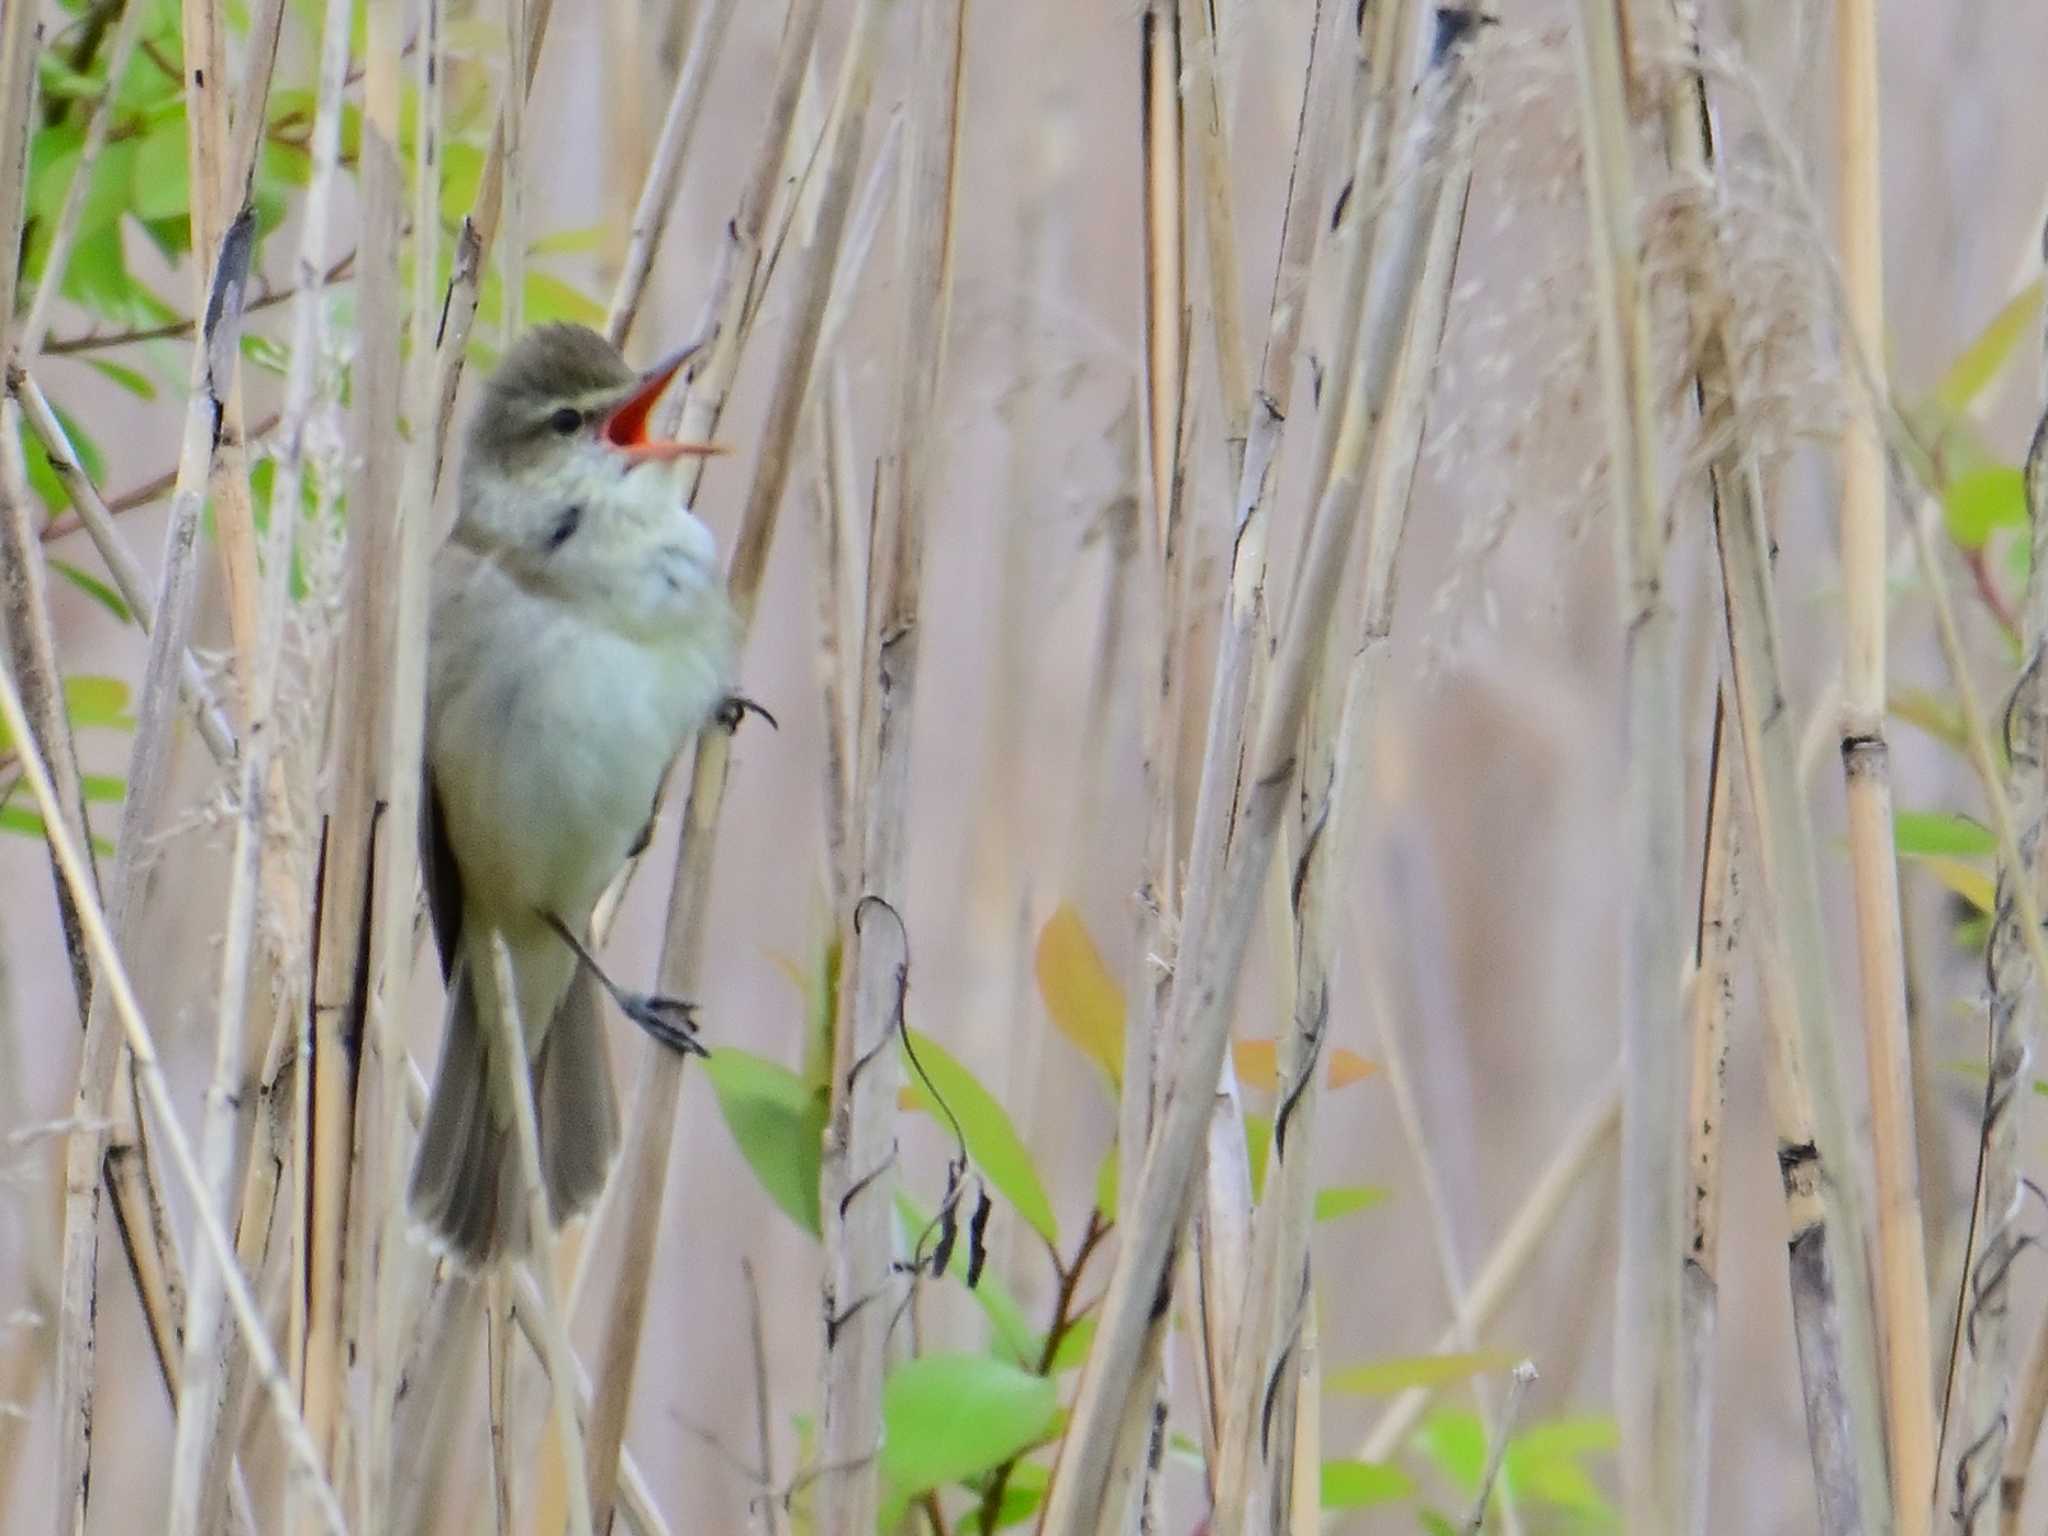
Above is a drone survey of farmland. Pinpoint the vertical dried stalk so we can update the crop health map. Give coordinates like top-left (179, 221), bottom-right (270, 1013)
top-left (1214, 0), bottom-right (1430, 1523)
top-left (51, 199), bottom-right (258, 1536)
top-left (1180, 0), bottom-right (1250, 480)
top-left (818, 4), bottom-right (963, 1532)
top-left (1682, 695), bottom-right (1738, 1536)
top-left (1571, 0), bottom-right (1685, 1525)
top-left (0, 654), bottom-right (348, 1535)
top-left (1995, 234), bottom-right (2048, 1536)
top-left (579, 5), bottom-right (884, 1521)
top-left (0, 3), bottom-right (95, 1012)
top-left (1138, 0), bottom-right (1184, 556)
top-left (478, 937), bottom-right (595, 1536)
top-left (1042, 24), bottom-right (1476, 1531)
top-left (502, 0), bottom-right (528, 337)
top-left (1826, 4), bottom-right (1936, 1523)
top-left (169, 0), bottom-right (348, 1521)
top-left (605, 0), bottom-right (741, 348)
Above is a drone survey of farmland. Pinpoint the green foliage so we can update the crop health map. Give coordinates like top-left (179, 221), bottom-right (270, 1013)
top-left (1315, 1184), bottom-right (1393, 1222)
top-left (1321, 1457), bottom-right (1415, 1509)
top-left (1893, 809), bottom-right (1996, 859)
top-left (1327, 1351), bottom-right (1516, 1397)
top-left (703, 1048), bottom-right (827, 1237)
top-left (1416, 1410), bottom-right (1620, 1528)
top-left (879, 1353), bottom-right (1058, 1504)
top-left (1941, 465), bottom-right (2027, 550)
top-left (1035, 901), bottom-right (1125, 1083)
top-left (900, 1028), bottom-right (1058, 1247)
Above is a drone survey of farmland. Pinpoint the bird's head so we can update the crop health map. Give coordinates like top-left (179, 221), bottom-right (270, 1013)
top-left (454, 324), bottom-right (724, 600)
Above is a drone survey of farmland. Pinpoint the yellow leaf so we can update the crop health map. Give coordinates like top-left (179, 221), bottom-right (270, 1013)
top-left (1234, 1039), bottom-right (1378, 1092)
top-left (1915, 854), bottom-right (1994, 914)
top-left (1035, 903), bottom-right (1124, 1083)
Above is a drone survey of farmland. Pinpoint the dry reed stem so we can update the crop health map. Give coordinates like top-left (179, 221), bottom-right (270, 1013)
top-left (502, 0), bottom-right (528, 338)
top-left (7, 371), bottom-right (237, 763)
top-left (809, 372), bottom-right (861, 916)
top-left (1463, 1362), bottom-right (1537, 1535)
top-left (480, 937), bottom-right (595, 1536)
top-left (1118, 28), bottom-right (1188, 1510)
top-left (178, 0), bottom-right (268, 703)
top-left (1995, 229), bottom-right (2048, 1536)
top-left (1173, 0), bottom-right (1341, 1463)
top-left (1818, 4), bottom-right (1937, 1521)
top-left (17, 0), bottom-right (146, 361)
top-left (1681, 692), bottom-right (1738, 1536)
top-left (0, 649), bottom-right (349, 1534)
top-left (1043, 24), bottom-right (1476, 1530)
top-left (50, 198), bottom-right (257, 1536)
top-left (1359, 1068), bottom-right (1621, 1461)
top-left (0, 4), bottom-right (96, 1016)
top-left (1213, 0), bottom-right (1423, 1521)
top-left (818, 1), bottom-right (962, 1527)
top-left (1571, 1), bottom-right (1686, 1525)
top-left (489, 1283), bottom-right (515, 1534)
top-left (1687, 216), bottom-right (1889, 1536)
top-left (579, 4), bottom-right (880, 1520)
top-left (605, 0), bottom-right (741, 348)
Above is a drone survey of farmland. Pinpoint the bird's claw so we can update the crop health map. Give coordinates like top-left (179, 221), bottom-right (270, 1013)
top-left (621, 991), bottom-right (708, 1057)
top-left (716, 693), bottom-right (778, 734)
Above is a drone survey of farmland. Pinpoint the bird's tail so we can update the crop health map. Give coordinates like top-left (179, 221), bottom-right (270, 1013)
top-left (407, 956), bottom-right (621, 1268)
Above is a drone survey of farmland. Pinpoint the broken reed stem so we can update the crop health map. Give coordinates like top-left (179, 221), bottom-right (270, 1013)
top-left (1825, 1), bottom-right (1936, 1522)
top-left (1995, 232), bottom-right (2048, 1536)
top-left (579, 6), bottom-right (882, 1522)
top-left (1360, 1068), bottom-right (1620, 1461)
top-left (1463, 1363), bottom-right (1538, 1535)
top-left (1042, 23), bottom-right (1476, 1530)
top-left (819, 4), bottom-right (962, 1531)
top-left (605, 0), bottom-right (740, 348)
top-left (50, 202), bottom-right (257, 1536)
top-left (0, 652), bottom-right (349, 1535)
top-left (1571, 0), bottom-right (1686, 1526)
top-left (1682, 692), bottom-right (1738, 1536)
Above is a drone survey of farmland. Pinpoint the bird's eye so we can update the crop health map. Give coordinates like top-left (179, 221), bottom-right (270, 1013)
top-left (548, 407), bottom-right (583, 435)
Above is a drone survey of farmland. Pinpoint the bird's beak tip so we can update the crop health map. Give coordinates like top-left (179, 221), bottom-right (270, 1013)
top-left (602, 341), bottom-right (713, 461)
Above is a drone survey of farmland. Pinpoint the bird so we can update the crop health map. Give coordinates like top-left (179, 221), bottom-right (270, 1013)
top-left (407, 322), bottom-right (742, 1268)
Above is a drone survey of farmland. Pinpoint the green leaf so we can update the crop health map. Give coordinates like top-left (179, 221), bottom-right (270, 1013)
top-left (524, 271), bottom-right (604, 328)
top-left (879, 1353), bottom-right (1059, 1495)
top-left (1314, 1184), bottom-right (1392, 1223)
top-left (1893, 810), bottom-right (1995, 859)
top-left (0, 804), bottom-right (114, 858)
top-left (901, 1028), bottom-right (1057, 1246)
top-left (79, 775), bottom-right (125, 804)
top-left (1943, 466), bottom-right (2027, 550)
top-left (1046, 1315), bottom-right (1094, 1373)
top-left (983, 1459), bottom-right (1047, 1527)
top-left (1093, 1140), bottom-right (1117, 1217)
top-left (49, 559), bottom-right (133, 624)
top-left (64, 675), bottom-right (134, 729)
top-left (1935, 278), bottom-right (2046, 415)
top-left (1243, 1110), bottom-right (1271, 1200)
top-left (702, 1048), bottom-right (826, 1237)
top-left (530, 224), bottom-right (609, 257)
top-left (1417, 1409), bottom-right (1487, 1490)
top-left (1890, 686), bottom-right (1970, 755)
top-left (1506, 1416), bottom-right (1619, 1518)
top-left (131, 118), bottom-right (191, 223)
top-left (1327, 1351), bottom-right (1514, 1397)
top-left (84, 358), bottom-right (157, 399)
top-left (1320, 1458), bottom-right (1415, 1509)
top-left (1914, 854), bottom-right (1995, 915)
top-left (1035, 902), bottom-right (1124, 1083)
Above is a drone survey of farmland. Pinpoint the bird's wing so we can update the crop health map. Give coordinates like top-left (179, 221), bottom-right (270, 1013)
top-left (420, 769), bottom-right (464, 983)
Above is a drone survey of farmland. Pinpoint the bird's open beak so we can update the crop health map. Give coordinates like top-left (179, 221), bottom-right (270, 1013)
top-left (602, 342), bottom-right (727, 462)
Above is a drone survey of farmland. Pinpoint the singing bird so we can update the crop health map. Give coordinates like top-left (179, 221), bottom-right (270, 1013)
top-left (409, 323), bottom-right (743, 1267)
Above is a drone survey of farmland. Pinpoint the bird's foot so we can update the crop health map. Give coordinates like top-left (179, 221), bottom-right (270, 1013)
top-left (620, 991), bottom-right (708, 1057)
top-left (716, 693), bottom-right (778, 734)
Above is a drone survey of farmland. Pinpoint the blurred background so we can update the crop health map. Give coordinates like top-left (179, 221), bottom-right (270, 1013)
top-left (5, 0), bottom-right (2048, 1530)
